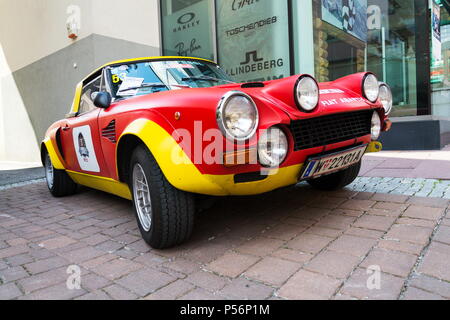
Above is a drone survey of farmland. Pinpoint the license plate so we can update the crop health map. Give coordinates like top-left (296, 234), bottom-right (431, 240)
top-left (300, 145), bottom-right (367, 180)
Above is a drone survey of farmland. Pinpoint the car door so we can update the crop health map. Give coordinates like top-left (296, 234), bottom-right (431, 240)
top-left (60, 71), bottom-right (111, 178)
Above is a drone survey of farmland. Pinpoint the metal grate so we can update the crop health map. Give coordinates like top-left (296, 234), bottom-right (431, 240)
top-left (289, 110), bottom-right (373, 151)
top-left (101, 120), bottom-right (116, 143)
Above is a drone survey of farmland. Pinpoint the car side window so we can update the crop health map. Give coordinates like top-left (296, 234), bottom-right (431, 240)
top-left (78, 75), bottom-right (102, 115)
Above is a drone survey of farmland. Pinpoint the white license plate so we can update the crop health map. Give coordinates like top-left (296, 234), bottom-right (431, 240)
top-left (300, 145), bottom-right (367, 180)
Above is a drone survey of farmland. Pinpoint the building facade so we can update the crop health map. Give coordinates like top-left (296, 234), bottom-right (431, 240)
top-left (0, 0), bottom-right (449, 164)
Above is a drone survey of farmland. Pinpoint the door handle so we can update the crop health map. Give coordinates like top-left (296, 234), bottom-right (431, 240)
top-left (62, 124), bottom-right (71, 131)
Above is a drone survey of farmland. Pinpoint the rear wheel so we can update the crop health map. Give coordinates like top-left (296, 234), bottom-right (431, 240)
top-left (307, 160), bottom-right (361, 191)
top-left (44, 151), bottom-right (77, 197)
top-left (129, 145), bottom-right (195, 249)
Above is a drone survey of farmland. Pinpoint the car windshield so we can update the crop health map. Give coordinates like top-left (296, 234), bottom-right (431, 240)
top-left (108, 59), bottom-right (234, 99)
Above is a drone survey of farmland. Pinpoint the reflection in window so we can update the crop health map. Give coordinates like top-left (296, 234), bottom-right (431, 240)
top-left (313, 0), bottom-right (419, 117)
top-left (431, 3), bottom-right (450, 117)
top-left (161, 0), bottom-right (214, 61)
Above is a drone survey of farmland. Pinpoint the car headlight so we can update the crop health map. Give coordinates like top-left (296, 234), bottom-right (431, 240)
top-left (258, 127), bottom-right (288, 168)
top-left (371, 111), bottom-right (381, 140)
top-left (363, 73), bottom-right (379, 103)
top-left (295, 75), bottom-right (319, 112)
top-left (379, 83), bottom-right (393, 115)
top-left (217, 91), bottom-right (259, 141)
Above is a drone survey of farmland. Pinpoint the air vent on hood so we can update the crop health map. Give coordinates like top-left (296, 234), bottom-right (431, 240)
top-left (241, 82), bottom-right (265, 88)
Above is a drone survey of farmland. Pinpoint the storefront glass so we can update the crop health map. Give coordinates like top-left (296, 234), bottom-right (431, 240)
top-left (312, 0), bottom-right (419, 116)
top-left (160, 0), bottom-right (442, 119)
top-left (431, 1), bottom-right (450, 117)
top-left (160, 0), bottom-right (214, 61)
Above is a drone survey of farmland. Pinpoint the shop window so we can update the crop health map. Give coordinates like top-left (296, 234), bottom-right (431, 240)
top-left (161, 0), bottom-right (214, 61)
top-left (215, 0), bottom-right (291, 83)
top-left (312, 0), bottom-right (419, 117)
top-left (431, 1), bottom-right (450, 117)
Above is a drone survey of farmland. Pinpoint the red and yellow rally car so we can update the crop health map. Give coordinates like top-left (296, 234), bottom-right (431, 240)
top-left (42, 56), bottom-right (392, 248)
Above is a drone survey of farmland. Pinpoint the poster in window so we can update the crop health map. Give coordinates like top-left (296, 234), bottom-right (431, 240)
top-left (162, 0), bottom-right (213, 61)
top-left (321, 0), bottom-right (368, 42)
top-left (432, 0), bottom-right (441, 62)
top-left (216, 0), bottom-right (291, 83)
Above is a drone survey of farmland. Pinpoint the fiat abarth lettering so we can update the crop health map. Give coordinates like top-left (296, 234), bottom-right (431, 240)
top-left (41, 56), bottom-right (392, 249)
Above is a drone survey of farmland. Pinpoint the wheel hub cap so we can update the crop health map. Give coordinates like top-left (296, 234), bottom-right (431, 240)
top-left (132, 163), bottom-right (153, 231)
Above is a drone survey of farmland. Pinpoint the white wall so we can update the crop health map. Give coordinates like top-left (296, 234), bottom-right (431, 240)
top-left (0, 0), bottom-right (161, 165)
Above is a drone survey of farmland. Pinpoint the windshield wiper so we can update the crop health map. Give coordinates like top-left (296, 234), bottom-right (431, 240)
top-left (118, 83), bottom-right (168, 93)
top-left (181, 76), bottom-right (235, 84)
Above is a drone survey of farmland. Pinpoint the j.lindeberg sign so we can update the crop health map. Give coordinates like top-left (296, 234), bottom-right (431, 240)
top-left (216, 0), bottom-right (290, 83)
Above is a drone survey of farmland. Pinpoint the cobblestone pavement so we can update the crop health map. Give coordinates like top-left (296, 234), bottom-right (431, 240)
top-left (0, 182), bottom-right (449, 300)
top-left (348, 177), bottom-right (450, 199)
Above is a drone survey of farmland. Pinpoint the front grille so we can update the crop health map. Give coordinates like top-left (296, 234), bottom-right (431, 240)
top-left (289, 110), bottom-right (373, 151)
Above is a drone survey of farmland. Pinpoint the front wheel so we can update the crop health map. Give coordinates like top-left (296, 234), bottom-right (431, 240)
top-left (129, 145), bottom-right (195, 249)
top-left (307, 160), bottom-right (361, 191)
top-left (44, 150), bottom-right (77, 197)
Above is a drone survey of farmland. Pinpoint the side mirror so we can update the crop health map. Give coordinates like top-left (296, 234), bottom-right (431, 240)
top-left (93, 91), bottom-right (112, 109)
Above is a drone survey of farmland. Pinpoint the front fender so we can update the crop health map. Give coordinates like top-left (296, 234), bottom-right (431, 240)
top-left (118, 118), bottom-right (228, 195)
top-left (41, 128), bottom-right (65, 170)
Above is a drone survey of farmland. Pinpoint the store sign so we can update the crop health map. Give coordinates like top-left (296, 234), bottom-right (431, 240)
top-left (162, 0), bottom-right (213, 60)
top-left (216, 0), bottom-right (290, 82)
top-left (432, 0), bottom-right (442, 62)
top-left (321, 0), bottom-right (368, 42)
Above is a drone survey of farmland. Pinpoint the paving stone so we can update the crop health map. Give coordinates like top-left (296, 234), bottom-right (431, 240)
top-left (244, 257), bottom-right (300, 286)
top-left (185, 270), bottom-right (228, 292)
top-left (377, 239), bottom-right (423, 256)
top-left (263, 224), bottom-right (306, 241)
top-left (206, 252), bottom-right (259, 278)
top-left (360, 248), bottom-right (418, 278)
top-left (287, 233), bottom-right (333, 254)
top-left (102, 284), bottom-right (138, 300)
top-left (340, 199), bottom-right (376, 211)
top-left (278, 269), bottom-right (342, 300)
top-left (20, 283), bottom-right (86, 300)
top-left (402, 287), bottom-right (444, 300)
top-left (116, 268), bottom-right (176, 296)
top-left (345, 227), bottom-right (385, 239)
top-left (0, 266), bottom-right (29, 283)
top-left (92, 258), bottom-right (143, 280)
top-left (270, 248), bottom-right (313, 264)
top-left (328, 235), bottom-right (377, 257)
top-left (407, 197), bottom-right (449, 208)
top-left (0, 282), bottom-right (23, 299)
top-left (38, 236), bottom-right (76, 250)
top-left (24, 256), bottom-right (69, 274)
top-left (434, 225), bottom-right (450, 245)
top-left (236, 237), bottom-right (284, 257)
top-left (18, 267), bottom-right (71, 294)
top-left (219, 277), bottom-right (274, 300)
top-left (409, 273), bottom-right (450, 298)
top-left (385, 224), bottom-right (433, 245)
top-left (418, 242), bottom-right (450, 282)
top-left (353, 215), bottom-right (396, 232)
top-left (402, 205), bottom-right (445, 221)
top-left (144, 280), bottom-right (194, 300)
top-left (305, 250), bottom-right (361, 279)
top-left (340, 268), bottom-right (404, 300)
top-left (178, 288), bottom-right (224, 300)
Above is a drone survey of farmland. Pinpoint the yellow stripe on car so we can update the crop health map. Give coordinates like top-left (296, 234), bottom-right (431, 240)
top-left (118, 119), bottom-right (304, 196)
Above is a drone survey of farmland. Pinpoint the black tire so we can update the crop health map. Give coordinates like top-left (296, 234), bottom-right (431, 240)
top-left (44, 150), bottom-right (77, 197)
top-left (307, 160), bottom-right (361, 191)
top-left (129, 145), bottom-right (195, 249)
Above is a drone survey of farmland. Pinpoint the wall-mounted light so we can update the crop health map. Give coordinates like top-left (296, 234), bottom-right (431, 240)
top-left (66, 5), bottom-right (81, 40)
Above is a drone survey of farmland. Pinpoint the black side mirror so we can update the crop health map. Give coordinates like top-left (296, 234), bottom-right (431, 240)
top-left (93, 91), bottom-right (112, 109)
